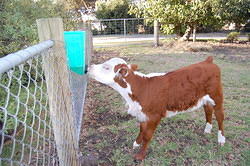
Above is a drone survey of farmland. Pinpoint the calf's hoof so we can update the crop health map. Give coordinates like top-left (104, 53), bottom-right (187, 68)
top-left (218, 130), bottom-right (226, 146)
top-left (133, 152), bottom-right (146, 161)
top-left (218, 142), bottom-right (225, 146)
top-left (204, 123), bottom-right (212, 134)
top-left (133, 141), bottom-right (140, 149)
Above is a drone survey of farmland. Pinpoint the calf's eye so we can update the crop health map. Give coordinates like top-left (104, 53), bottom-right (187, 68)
top-left (103, 65), bottom-right (110, 70)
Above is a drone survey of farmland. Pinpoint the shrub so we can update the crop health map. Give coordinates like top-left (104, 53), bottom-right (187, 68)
top-left (95, 0), bottom-right (136, 35)
top-left (96, 0), bottom-right (134, 19)
top-left (227, 32), bottom-right (240, 42)
top-left (0, 0), bottom-right (77, 58)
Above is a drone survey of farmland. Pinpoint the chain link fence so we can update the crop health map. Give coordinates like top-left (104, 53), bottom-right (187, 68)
top-left (91, 18), bottom-right (163, 47)
top-left (0, 17), bottom-right (91, 165)
top-left (0, 40), bottom-right (60, 166)
top-left (92, 18), bottom-right (154, 36)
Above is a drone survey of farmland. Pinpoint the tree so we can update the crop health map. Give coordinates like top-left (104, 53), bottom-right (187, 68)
top-left (0, 0), bottom-right (75, 57)
top-left (95, 0), bottom-right (134, 19)
top-left (65, 0), bottom-right (96, 10)
top-left (95, 0), bottom-right (136, 34)
top-left (129, 0), bottom-right (221, 41)
top-left (216, 0), bottom-right (250, 30)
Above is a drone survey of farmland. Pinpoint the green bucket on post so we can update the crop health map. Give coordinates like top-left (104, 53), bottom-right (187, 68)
top-left (64, 31), bottom-right (86, 75)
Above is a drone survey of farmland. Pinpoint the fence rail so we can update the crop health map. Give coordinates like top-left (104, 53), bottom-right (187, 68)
top-left (0, 41), bottom-right (54, 74)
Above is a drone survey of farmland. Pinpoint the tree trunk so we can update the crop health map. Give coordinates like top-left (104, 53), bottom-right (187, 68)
top-left (179, 25), bottom-right (192, 41)
top-left (175, 24), bottom-right (184, 37)
top-left (235, 22), bottom-right (241, 31)
top-left (193, 25), bottom-right (197, 42)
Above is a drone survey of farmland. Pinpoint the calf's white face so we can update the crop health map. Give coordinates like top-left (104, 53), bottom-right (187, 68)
top-left (88, 58), bottom-right (127, 85)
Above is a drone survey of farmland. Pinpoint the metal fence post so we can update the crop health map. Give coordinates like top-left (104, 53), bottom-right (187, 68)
top-left (154, 20), bottom-right (159, 47)
top-left (124, 19), bottom-right (126, 39)
top-left (36, 18), bottom-right (80, 166)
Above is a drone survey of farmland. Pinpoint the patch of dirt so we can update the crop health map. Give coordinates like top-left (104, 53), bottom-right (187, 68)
top-left (163, 40), bottom-right (214, 52)
top-left (209, 43), bottom-right (250, 62)
top-left (80, 127), bottom-right (129, 165)
top-left (92, 50), bottom-right (130, 64)
top-left (82, 79), bottom-right (132, 129)
top-left (158, 117), bottom-right (249, 165)
top-left (157, 119), bottom-right (206, 146)
top-left (163, 40), bottom-right (250, 62)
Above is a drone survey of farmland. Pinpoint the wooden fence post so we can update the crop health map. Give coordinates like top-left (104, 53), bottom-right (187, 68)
top-left (36, 18), bottom-right (80, 166)
top-left (78, 21), bottom-right (93, 66)
top-left (154, 20), bottom-right (159, 47)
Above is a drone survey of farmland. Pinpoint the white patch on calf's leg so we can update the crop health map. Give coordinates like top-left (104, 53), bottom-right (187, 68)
top-left (133, 141), bottom-right (140, 149)
top-left (218, 130), bottom-right (226, 145)
top-left (166, 111), bottom-right (178, 117)
top-left (204, 122), bottom-right (212, 134)
top-left (204, 95), bottom-right (215, 106)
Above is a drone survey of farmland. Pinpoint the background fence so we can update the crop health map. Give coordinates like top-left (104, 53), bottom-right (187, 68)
top-left (0, 18), bottom-right (92, 166)
top-left (91, 18), bottom-right (160, 47)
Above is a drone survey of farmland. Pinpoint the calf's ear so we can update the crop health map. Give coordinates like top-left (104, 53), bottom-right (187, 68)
top-left (114, 65), bottom-right (128, 88)
top-left (119, 66), bottom-right (128, 77)
top-left (114, 64), bottom-right (129, 77)
top-left (130, 64), bottom-right (138, 71)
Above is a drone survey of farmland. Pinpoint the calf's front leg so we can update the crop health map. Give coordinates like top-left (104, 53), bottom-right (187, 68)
top-left (133, 122), bottom-right (147, 149)
top-left (134, 117), bottom-right (161, 160)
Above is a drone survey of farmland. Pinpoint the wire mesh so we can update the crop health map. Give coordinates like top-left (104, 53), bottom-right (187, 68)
top-left (91, 18), bottom-right (156, 47)
top-left (0, 41), bottom-right (60, 166)
top-left (91, 18), bottom-right (154, 36)
top-left (69, 72), bottom-right (87, 144)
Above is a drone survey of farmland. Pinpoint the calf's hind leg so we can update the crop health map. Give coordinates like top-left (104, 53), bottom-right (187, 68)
top-left (214, 104), bottom-right (226, 145)
top-left (211, 87), bottom-right (226, 145)
top-left (204, 104), bottom-right (214, 134)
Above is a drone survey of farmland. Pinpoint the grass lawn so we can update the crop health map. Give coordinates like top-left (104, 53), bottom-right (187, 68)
top-left (80, 41), bottom-right (250, 165)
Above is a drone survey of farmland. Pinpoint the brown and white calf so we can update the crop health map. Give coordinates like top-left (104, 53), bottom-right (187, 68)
top-left (88, 56), bottom-right (225, 160)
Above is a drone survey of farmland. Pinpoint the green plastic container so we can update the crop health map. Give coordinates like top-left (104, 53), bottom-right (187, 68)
top-left (64, 31), bottom-right (86, 75)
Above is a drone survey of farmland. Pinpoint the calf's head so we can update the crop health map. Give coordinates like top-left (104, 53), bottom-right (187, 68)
top-left (88, 58), bottom-right (138, 88)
